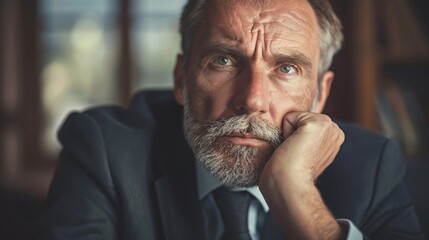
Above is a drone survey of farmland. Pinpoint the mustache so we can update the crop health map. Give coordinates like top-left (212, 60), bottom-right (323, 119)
top-left (205, 115), bottom-right (283, 147)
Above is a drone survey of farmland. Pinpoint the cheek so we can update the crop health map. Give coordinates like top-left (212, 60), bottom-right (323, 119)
top-left (269, 83), bottom-right (315, 125)
top-left (186, 73), bottom-right (233, 122)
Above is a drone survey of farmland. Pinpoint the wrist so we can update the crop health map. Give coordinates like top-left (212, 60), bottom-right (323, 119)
top-left (260, 174), bottom-right (343, 240)
top-left (260, 163), bottom-right (314, 193)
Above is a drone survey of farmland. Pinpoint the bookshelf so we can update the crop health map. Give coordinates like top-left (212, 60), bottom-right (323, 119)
top-left (351, 0), bottom-right (429, 159)
top-left (350, 1), bottom-right (429, 233)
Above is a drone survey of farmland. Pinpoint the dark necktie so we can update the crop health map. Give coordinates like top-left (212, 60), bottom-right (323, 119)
top-left (213, 188), bottom-right (252, 240)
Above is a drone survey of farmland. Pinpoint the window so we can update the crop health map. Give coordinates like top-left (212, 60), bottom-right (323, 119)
top-left (0, 0), bottom-right (187, 197)
top-left (40, 0), bottom-right (119, 153)
top-left (131, 0), bottom-right (186, 90)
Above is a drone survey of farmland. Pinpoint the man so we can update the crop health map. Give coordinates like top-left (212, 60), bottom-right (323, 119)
top-left (38, 0), bottom-right (422, 239)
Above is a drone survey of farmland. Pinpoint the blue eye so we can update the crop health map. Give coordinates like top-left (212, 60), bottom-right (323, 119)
top-left (279, 64), bottom-right (297, 74)
top-left (213, 56), bottom-right (232, 66)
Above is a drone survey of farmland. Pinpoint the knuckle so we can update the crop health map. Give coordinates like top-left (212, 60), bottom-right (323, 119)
top-left (316, 114), bottom-right (333, 129)
top-left (319, 114), bottom-right (332, 122)
top-left (338, 130), bottom-right (345, 141)
top-left (318, 115), bottom-right (333, 126)
top-left (336, 127), bottom-right (345, 143)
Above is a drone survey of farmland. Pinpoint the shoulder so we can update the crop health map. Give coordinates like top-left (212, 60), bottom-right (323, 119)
top-left (42, 91), bottom-right (178, 239)
top-left (335, 121), bottom-right (405, 174)
top-left (334, 120), bottom-right (403, 168)
top-left (329, 124), bottom-right (421, 238)
top-left (330, 120), bottom-right (404, 177)
top-left (59, 90), bottom-right (177, 146)
top-left (57, 90), bottom-right (180, 180)
top-left (61, 90), bottom-right (175, 131)
top-left (320, 120), bottom-right (407, 221)
top-left (336, 120), bottom-right (388, 150)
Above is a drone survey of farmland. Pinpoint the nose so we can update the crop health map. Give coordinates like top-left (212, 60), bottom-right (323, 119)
top-left (232, 66), bottom-right (270, 115)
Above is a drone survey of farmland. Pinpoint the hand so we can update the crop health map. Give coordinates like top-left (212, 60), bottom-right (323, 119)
top-left (259, 112), bottom-right (345, 240)
top-left (264, 111), bottom-right (345, 183)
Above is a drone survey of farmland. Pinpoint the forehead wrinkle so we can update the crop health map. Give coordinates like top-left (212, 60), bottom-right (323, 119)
top-left (210, 9), bottom-right (252, 44)
top-left (202, 0), bottom-right (319, 39)
top-left (198, 0), bottom-right (319, 72)
top-left (205, 2), bottom-right (318, 47)
top-left (263, 12), bottom-right (318, 39)
top-left (256, 5), bottom-right (319, 44)
top-left (250, 10), bottom-right (318, 50)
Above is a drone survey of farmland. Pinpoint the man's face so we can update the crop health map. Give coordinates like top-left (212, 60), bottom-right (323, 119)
top-left (174, 0), bottom-right (332, 187)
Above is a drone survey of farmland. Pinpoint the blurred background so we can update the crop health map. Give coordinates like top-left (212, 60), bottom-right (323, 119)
top-left (0, 0), bottom-right (428, 238)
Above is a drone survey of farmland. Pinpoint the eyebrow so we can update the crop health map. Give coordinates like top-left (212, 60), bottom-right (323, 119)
top-left (200, 43), bottom-right (313, 77)
top-left (200, 43), bottom-right (247, 59)
top-left (272, 52), bottom-right (313, 77)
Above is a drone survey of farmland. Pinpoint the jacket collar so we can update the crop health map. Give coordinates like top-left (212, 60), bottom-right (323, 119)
top-left (150, 96), bottom-right (206, 240)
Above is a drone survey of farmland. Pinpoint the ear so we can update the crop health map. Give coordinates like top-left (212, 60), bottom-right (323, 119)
top-left (173, 54), bottom-right (185, 105)
top-left (314, 71), bottom-right (334, 113)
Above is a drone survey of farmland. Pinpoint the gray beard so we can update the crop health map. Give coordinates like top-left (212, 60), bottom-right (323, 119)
top-left (182, 95), bottom-right (282, 187)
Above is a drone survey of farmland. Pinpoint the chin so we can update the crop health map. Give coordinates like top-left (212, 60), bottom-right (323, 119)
top-left (201, 141), bottom-right (273, 187)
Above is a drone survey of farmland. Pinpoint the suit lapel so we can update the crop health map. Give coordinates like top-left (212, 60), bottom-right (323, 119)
top-left (150, 98), bottom-right (205, 240)
top-left (155, 174), bottom-right (205, 240)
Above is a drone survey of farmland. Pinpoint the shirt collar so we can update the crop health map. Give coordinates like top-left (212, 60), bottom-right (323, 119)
top-left (195, 160), bottom-right (269, 212)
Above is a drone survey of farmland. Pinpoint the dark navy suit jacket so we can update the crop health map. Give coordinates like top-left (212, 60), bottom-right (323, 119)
top-left (38, 91), bottom-right (422, 239)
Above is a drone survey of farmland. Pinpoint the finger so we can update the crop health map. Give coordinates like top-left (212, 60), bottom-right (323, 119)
top-left (282, 111), bottom-right (325, 138)
top-left (282, 111), bottom-right (307, 138)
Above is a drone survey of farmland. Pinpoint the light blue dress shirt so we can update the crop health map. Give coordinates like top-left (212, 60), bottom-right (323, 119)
top-left (195, 161), bottom-right (363, 240)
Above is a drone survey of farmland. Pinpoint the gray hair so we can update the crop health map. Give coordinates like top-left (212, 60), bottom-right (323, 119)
top-left (179, 0), bottom-right (343, 75)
